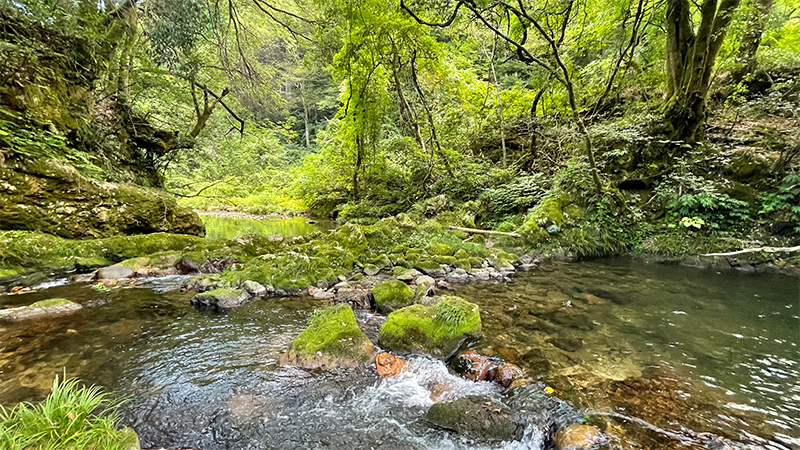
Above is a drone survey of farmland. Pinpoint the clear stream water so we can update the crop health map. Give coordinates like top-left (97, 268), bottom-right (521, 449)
top-left (0, 218), bottom-right (798, 450)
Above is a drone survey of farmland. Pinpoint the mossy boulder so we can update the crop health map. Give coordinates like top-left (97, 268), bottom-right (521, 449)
top-left (190, 288), bottom-right (251, 312)
top-left (283, 304), bottom-right (376, 369)
top-left (415, 260), bottom-right (446, 277)
top-left (454, 249), bottom-right (470, 260)
top-left (371, 280), bottom-right (415, 313)
top-left (0, 161), bottom-right (204, 239)
top-left (0, 298), bottom-right (82, 322)
top-left (428, 243), bottom-right (455, 256)
top-left (378, 296), bottom-right (482, 358)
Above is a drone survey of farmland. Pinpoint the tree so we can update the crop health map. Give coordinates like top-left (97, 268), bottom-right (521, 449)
top-left (401, 0), bottom-right (604, 192)
top-left (664, 0), bottom-right (742, 142)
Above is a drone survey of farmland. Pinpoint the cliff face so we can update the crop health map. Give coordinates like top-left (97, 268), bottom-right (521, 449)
top-left (0, 161), bottom-right (205, 238)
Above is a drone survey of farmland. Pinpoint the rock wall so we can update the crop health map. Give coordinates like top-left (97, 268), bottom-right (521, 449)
top-left (0, 160), bottom-right (204, 238)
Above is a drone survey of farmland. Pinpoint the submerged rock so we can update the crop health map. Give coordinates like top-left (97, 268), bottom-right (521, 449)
top-left (0, 298), bottom-right (82, 322)
top-left (495, 364), bottom-right (525, 388)
top-left (190, 288), bottom-right (251, 312)
top-left (378, 296), bottom-right (481, 358)
top-left (426, 395), bottom-right (519, 441)
top-left (371, 280), bottom-right (415, 313)
top-left (375, 352), bottom-right (407, 378)
top-left (552, 424), bottom-right (604, 450)
top-left (452, 350), bottom-right (500, 381)
top-left (282, 304), bottom-right (375, 369)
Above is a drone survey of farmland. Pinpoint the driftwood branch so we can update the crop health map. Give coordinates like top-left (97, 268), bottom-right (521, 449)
top-left (702, 245), bottom-right (800, 257)
top-left (448, 226), bottom-right (522, 238)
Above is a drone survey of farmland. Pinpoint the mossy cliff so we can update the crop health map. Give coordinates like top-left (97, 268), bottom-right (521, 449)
top-left (0, 161), bottom-right (204, 239)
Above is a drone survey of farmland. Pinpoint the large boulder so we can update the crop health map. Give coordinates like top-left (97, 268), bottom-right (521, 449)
top-left (190, 288), bottom-right (251, 312)
top-left (0, 161), bottom-right (204, 238)
top-left (282, 304), bottom-right (375, 369)
top-left (426, 395), bottom-right (519, 441)
top-left (371, 280), bottom-right (414, 313)
top-left (0, 298), bottom-right (82, 322)
top-left (378, 296), bottom-right (481, 358)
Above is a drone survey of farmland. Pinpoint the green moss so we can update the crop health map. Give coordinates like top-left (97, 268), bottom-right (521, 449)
top-left (0, 230), bottom-right (210, 273)
top-left (378, 296), bottom-right (482, 357)
top-left (454, 249), bottom-right (469, 260)
top-left (468, 257), bottom-right (484, 268)
top-left (415, 260), bottom-right (443, 272)
top-left (393, 266), bottom-right (411, 276)
top-left (428, 243), bottom-right (455, 256)
top-left (372, 280), bottom-right (415, 313)
top-left (419, 219), bottom-right (443, 233)
top-left (436, 255), bottom-right (457, 265)
top-left (289, 304), bottom-right (375, 364)
top-left (352, 272), bottom-right (363, 281)
top-left (22, 298), bottom-right (75, 310)
top-left (117, 257), bottom-right (150, 269)
top-left (455, 259), bottom-right (472, 270)
top-left (0, 267), bottom-right (25, 278)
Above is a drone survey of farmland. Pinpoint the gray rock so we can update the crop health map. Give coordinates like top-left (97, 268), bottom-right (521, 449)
top-left (396, 271), bottom-right (415, 282)
top-left (363, 264), bottom-right (381, 276)
top-left (0, 298), bottom-right (82, 322)
top-left (334, 281), bottom-right (351, 289)
top-left (546, 223), bottom-right (561, 234)
top-left (242, 280), bottom-right (267, 297)
top-left (414, 275), bottom-right (436, 286)
top-left (96, 265), bottom-right (135, 280)
top-left (426, 395), bottom-right (519, 442)
top-left (445, 268), bottom-right (470, 283)
top-left (472, 270), bottom-right (491, 281)
top-left (190, 289), bottom-right (252, 312)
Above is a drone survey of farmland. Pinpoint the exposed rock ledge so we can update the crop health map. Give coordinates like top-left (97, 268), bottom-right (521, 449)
top-left (0, 160), bottom-right (204, 238)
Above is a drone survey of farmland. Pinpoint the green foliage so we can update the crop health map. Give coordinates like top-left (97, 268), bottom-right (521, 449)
top-left (666, 193), bottom-right (751, 231)
top-left (759, 174), bottom-right (800, 234)
top-left (0, 376), bottom-right (133, 450)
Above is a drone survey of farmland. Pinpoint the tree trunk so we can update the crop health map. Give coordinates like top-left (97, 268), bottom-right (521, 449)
top-left (731, 0), bottom-right (774, 84)
top-left (485, 40), bottom-right (506, 168)
top-left (664, 0), bottom-right (741, 142)
top-left (300, 81), bottom-right (311, 148)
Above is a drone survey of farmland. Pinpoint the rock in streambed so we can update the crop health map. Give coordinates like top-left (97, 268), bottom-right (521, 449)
top-left (0, 298), bottom-right (82, 322)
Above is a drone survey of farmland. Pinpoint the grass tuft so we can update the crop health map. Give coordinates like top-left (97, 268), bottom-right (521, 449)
top-left (0, 375), bottom-right (133, 450)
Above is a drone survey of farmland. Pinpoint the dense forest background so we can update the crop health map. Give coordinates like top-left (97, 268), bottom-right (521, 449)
top-left (1, 0), bottom-right (798, 257)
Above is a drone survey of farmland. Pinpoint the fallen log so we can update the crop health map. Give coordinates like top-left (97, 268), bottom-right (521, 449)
top-left (448, 226), bottom-right (521, 238)
top-left (701, 245), bottom-right (800, 257)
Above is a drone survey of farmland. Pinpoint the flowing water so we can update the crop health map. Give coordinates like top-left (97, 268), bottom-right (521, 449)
top-left (0, 228), bottom-right (798, 449)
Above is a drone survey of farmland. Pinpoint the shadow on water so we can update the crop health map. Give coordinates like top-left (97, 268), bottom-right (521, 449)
top-left (0, 259), bottom-right (798, 449)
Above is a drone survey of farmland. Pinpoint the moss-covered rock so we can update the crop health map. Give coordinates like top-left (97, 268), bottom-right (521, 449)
top-left (0, 230), bottom-right (210, 273)
top-left (283, 304), bottom-right (375, 369)
top-left (0, 161), bottom-right (204, 238)
top-left (371, 280), bottom-right (415, 313)
top-left (435, 255), bottom-right (457, 266)
top-left (428, 243), bottom-right (455, 256)
top-left (190, 288), bottom-right (251, 312)
top-left (378, 296), bottom-right (481, 358)
top-left (454, 249), bottom-right (470, 260)
top-left (415, 260), bottom-right (446, 277)
top-left (0, 298), bottom-right (82, 322)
